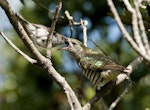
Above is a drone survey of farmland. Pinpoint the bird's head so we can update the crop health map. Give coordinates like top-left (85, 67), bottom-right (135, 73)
top-left (61, 38), bottom-right (89, 60)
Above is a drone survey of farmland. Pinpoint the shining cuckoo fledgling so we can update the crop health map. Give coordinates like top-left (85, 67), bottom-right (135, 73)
top-left (61, 38), bottom-right (126, 90)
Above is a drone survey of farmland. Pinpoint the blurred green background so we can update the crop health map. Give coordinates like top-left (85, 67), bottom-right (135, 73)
top-left (0, 0), bottom-right (150, 110)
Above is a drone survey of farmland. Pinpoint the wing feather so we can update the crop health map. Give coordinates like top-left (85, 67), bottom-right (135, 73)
top-left (79, 53), bottom-right (125, 73)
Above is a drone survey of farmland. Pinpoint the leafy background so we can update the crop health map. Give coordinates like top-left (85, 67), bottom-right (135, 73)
top-left (0, 0), bottom-right (150, 110)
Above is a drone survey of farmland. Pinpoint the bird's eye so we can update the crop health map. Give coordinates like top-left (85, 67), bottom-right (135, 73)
top-left (65, 40), bottom-right (69, 46)
top-left (42, 39), bottom-right (46, 43)
top-left (72, 42), bottom-right (77, 45)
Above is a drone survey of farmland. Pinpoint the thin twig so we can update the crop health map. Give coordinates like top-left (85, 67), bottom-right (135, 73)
top-left (83, 81), bottom-right (116, 110)
top-left (131, 0), bottom-right (146, 54)
top-left (101, 98), bottom-right (108, 110)
top-left (108, 81), bottom-right (133, 110)
top-left (65, 10), bottom-right (81, 26)
top-left (0, 30), bottom-right (37, 64)
top-left (65, 10), bottom-right (74, 37)
top-left (81, 19), bottom-right (88, 47)
top-left (46, 0), bottom-right (62, 58)
top-left (32, 0), bottom-right (64, 19)
top-left (65, 11), bottom-right (88, 47)
top-left (65, 10), bottom-right (81, 38)
top-left (134, 0), bottom-right (150, 56)
top-left (32, 0), bottom-right (54, 14)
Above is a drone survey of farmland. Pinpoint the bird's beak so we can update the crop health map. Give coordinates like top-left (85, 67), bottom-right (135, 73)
top-left (59, 45), bottom-right (69, 50)
top-left (59, 38), bottom-right (70, 50)
top-left (59, 39), bottom-right (69, 50)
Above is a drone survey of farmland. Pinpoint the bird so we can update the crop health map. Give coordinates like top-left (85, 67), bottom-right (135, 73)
top-left (61, 38), bottom-right (126, 90)
top-left (15, 13), bottom-right (67, 48)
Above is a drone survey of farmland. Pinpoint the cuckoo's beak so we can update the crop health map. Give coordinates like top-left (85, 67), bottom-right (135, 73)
top-left (59, 39), bottom-right (69, 50)
top-left (59, 45), bottom-right (69, 50)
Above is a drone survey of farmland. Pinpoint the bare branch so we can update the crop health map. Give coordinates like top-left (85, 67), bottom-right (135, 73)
top-left (65, 10), bottom-right (81, 26)
top-left (32, 0), bottom-right (64, 19)
top-left (0, 30), bottom-right (37, 64)
top-left (134, 0), bottom-right (150, 56)
top-left (107, 0), bottom-right (150, 62)
top-left (81, 19), bottom-right (88, 47)
top-left (116, 56), bottom-right (143, 85)
top-left (128, 0), bottom-right (146, 54)
top-left (46, 0), bottom-right (62, 58)
top-left (65, 10), bottom-right (74, 37)
top-left (65, 11), bottom-right (89, 47)
top-left (65, 10), bottom-right (81, 37)
top-left (101, 98), bottom-right (108, 110)
top-left (123, 0), bottom-right (134, 12)
top-left (32, 0), bottom-right (54, 15)
top-left (46, 65), bottom-right (82, 110)
top-left (83, 81), bottom-right (116, 110)
top-left (123, 0), bottom-right (150, 56)
top-left (108, 81), bottom-right (133, 110)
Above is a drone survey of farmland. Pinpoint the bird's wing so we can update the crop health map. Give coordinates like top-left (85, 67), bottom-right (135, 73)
top-left (79, 54), bottom-right (125, 73)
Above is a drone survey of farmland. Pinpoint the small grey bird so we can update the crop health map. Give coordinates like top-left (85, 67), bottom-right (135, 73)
top-left (61, 38), bottom-right (126, 90)
top-left (15, 13), bottom-right (67, 48)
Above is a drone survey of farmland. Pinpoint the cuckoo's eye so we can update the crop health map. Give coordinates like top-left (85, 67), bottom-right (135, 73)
top-left (65, 39), bottom-right (69, 46)
top-left (72, 42), bottom-right (77, 45)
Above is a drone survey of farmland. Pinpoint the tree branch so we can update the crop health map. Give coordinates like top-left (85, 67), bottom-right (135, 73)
top-left (65, 10), bottom-right (81, 37)
top-left (108, 81), bottom-right (133, 110)
top-left (46, 0), bottom-right (62, 58)
top-left (65, 10), bottom-right (88, 46)
top-left (81, 19), bottom-right (88, 47)
top-left (116, 56), bottom-right (143, 85)
top-left (0, 30), bottom-right (37, 64)
top-left (134, 0), bottom-right (150, 56)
